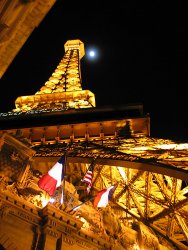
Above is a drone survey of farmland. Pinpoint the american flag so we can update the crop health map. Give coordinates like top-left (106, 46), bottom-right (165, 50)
top-left (82, 160), bottom-right (95, 193)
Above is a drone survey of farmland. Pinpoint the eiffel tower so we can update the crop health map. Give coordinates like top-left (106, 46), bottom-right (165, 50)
top-left (0, 39), bottom-right (188, 250)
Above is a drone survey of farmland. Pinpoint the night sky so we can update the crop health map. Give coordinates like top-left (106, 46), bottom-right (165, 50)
top-left (0, 0), bottom-right (188, 141)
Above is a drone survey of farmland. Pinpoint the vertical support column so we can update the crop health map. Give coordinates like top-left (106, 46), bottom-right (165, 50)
top-left (42, 226), bottom-right (59, 250)
top-left (39, 206), bottom-right (60, 250)
top-left (32, 225), bottom-right (41, 250)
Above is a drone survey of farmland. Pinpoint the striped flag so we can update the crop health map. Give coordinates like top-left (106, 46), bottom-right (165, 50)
top-left (82, 160), bottom-right (95, 193)
top-left (93, 183), bottom-right (118, 208)
top-left (38, 155), bottom-right (65, 196)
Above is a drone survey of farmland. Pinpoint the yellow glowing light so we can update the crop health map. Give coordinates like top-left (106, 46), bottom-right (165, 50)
top-left (49, 197), bottom-right (55, 203)
top-left (155, 143), bottom-right (188, 150)
top-left (132, 146), bottom-right (151, 151)
top-left (118, 167), bottom-right (127, 182)
top-left (133, 244), bottom-right (140, 250)
top-left (41, 198), bottom-right (50, 207)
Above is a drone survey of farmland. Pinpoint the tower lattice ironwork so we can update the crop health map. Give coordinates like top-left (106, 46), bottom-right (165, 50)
top-left (0, 39), bottom-right (188, 250)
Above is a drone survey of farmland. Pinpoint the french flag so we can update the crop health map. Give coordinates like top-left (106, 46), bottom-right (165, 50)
top-left (38, 155), bottom-right (65, 196)
top-left (93, 183), bottom-right (118, 208)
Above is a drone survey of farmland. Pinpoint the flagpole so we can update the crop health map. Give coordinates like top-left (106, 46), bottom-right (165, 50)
top-left (66, 157), bottom-right (97, 208)
top-left (60, 151), bottom-right (67, 204)
top-left (68, 197), bottom-right (95, 212)
top-left (66, 179), bottom-right (82, 208)
top-left (69, 183), bottom-right (118, 212)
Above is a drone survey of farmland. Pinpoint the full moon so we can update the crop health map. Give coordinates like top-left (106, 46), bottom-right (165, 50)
top-left (89, 50), bottom-right (95, 57)
top-left (85, 47), bottom-right (100, 61)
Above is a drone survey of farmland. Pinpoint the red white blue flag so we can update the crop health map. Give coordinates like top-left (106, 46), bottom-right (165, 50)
top-left (38, 155), bottom-right (65, 196)
top-left (82, 160), bottom-right (95, 193)
top-left (93, 183), bottom-right (118, 208)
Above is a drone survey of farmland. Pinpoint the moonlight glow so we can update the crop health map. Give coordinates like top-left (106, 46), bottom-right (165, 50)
top-left (85, 47), bottom-right (100, 61)
top-left (89, 51), bottom-right (95, 57)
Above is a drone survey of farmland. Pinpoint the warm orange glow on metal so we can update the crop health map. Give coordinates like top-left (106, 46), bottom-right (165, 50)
top-left (14, 40), bottom-right (96, 112)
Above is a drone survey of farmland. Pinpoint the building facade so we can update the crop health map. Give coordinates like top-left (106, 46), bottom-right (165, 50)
top-left (0, 39), bottom-right (188, 250)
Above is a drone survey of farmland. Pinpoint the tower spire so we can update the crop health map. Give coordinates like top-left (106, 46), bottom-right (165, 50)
top-left (14, 39), bottom-right (96, 113)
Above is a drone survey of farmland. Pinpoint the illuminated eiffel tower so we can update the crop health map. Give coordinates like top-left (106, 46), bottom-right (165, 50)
top-left (0, 39), bottom-right (188, 250)
top-left (14, 40), bottom-right (95, 112)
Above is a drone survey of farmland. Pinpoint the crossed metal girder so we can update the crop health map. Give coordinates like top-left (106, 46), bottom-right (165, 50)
top-left (34, 138), bottom-right (188, 181)
top-left (32, 137), bottom-right (188, 248)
